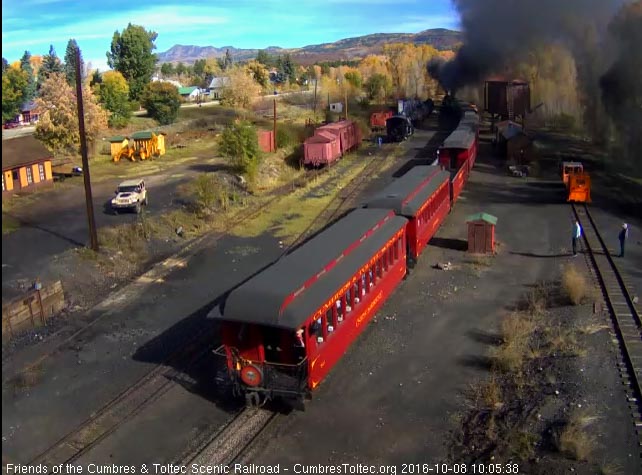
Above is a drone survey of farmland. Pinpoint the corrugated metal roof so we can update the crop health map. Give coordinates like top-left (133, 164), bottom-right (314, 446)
top-left (217, 208), bottom-right (407, 329)
top-left (364, 166), bottom-right (449, 216)
top-left (106, 135), bottom-right (128, 143)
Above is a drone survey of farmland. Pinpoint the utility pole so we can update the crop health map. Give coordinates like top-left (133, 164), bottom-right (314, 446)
top-left (75, 46), bottom-right (99, 252)
top-left (344, 88), bottom-right (348, 120)
top-left (313, 79), bottom-right (318, 120)
top-left (273, 98), bottom-right (277, 151)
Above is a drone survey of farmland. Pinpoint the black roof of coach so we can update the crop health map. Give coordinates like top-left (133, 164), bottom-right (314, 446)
top-left (213, 208), bottom-right (408, 330)
top-left (365, 166), bottom-right (450, 217)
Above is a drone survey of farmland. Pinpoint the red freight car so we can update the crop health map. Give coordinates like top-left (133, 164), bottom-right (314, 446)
top-left (365, 166), bottom-right (451, 263)
top-left (211, 208), bottom-right (408, 405)
top-left (317, 120), bottom-right (361, 155)
top-left (303, 131), bottom-right (341, 167)
top-left (370, 111), bottom-right (393, 130)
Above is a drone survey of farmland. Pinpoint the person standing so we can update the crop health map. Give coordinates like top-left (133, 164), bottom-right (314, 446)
top-left (572, 219), bottom-right (582, 256)
top-left (618, 223), bottom-right (629, 257)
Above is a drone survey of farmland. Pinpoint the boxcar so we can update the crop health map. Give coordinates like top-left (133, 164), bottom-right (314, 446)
top-left (303, 131), bottom-right (341, 167)
top-left (364, 166), bottom-right (451, 264)
top-left (211, 208), bottom-right (408, 405)
top-left (317, 120), bottom-right (361, 155)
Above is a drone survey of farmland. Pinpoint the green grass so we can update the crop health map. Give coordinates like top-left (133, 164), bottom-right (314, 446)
top-left (2, 213), bottom-right (20, 234)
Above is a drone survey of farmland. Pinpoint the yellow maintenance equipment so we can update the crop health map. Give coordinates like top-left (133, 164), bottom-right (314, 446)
top-left (561, 161), bottom-right (583, 186)
top-left (567, 172), bottom-right (592, 203)
top-left (109, 131), bottom-right (166, 162)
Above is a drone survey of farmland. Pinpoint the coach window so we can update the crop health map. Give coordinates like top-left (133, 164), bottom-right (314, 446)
top-left (310, 317), bottom-right (323, 342)
top-left (326, 308), bottom-right (335, 333)
top-left (353, 282), bottom-right (360, 304)
top-left (376, 258), bottom-right (382, 279)
top-left (345, 290), bottom-right (353, 313)
top-left (369, 265), bottom-right (376, 286)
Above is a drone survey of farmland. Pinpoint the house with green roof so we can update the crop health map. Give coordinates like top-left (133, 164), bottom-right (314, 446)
top-left (178, 86), bottom-right (202, 101)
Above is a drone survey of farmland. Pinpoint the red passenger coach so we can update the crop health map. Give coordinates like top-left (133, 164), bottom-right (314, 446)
top-left (211, 208), bottom-right (408, 405)
top-left (438, 129), bottom-right (477, 171)
top-left (365, 166), bottom-right (451, 263)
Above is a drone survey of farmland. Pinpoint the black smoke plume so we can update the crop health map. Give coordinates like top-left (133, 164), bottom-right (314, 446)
top-left (430, 0), bottom-right (626, 92)
top-left (600, 2), bottom-right (642, 165)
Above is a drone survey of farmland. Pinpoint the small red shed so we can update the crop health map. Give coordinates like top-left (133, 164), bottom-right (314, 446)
top-left (258, 130), bottom-right (275, 153)
top-left (466, 212), bottom-right (498, 254)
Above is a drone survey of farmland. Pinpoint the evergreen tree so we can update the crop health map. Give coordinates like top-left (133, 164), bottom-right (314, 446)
top-left (160, 62), bottom-right (174, 76)
top-left (38, 45), bottom-right (64, 85)
top-left (64, 39), bottom-right (84, 87)
top-left (107, 23), bottom-right (158, 100)
top-left (20, 51), bottom-right (37, 102)
top-left (90, 69), bottom-right (102, 88)
top-left (2, 57), bottom-right (8, 74)
top-left (223, 49), bottom-right (233, 70)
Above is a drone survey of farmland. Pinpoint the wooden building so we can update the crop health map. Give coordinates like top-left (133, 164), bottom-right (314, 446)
top-left (2, 136), bottom-right (53, 195)
top-left (466, 213), bottom-right (498, 254)
top-left (106, 135), bottom-right (129, 160)
top-left (130, 131), bottom-right (167, 157)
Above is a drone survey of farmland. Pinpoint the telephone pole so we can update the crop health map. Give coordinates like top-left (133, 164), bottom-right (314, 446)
top-left (75, 46), bottom-right (99, 251)
top-left (273, 98), bottom-right (277, 151)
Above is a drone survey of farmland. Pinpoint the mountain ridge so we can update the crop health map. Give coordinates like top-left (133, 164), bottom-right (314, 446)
top-left (157, 28), bottom-right (462, 65)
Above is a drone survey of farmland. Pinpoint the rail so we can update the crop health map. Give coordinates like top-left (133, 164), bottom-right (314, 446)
top-left (572, 203), bottom-right (642, 444)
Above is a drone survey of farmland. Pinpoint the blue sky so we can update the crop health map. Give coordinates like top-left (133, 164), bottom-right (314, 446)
top-left (2, 0), bottom-right (459, 72)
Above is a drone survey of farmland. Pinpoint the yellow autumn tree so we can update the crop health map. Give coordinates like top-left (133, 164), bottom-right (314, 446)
top-left (220, 65), bottom-right (262, 109)
top-left (35, 72), bottom-right (109, 153)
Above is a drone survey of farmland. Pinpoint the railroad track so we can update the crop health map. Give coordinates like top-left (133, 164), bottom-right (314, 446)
top-left (21, 150), bottom-right (376, 466)
top-left (28, 326), bottom-right (217, 465)
top-left (572, 203), bottom-right (642, 448)
top-left (180, 408), bottom-right (278, 467)
top-left (286, 153), bottom-right (391, 252)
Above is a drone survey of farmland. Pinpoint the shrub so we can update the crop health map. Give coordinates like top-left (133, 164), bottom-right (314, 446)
top-left (276, 127), bottom-right (296, 149)
top-left (193, 174), bottom-right (219, 213)
top-left (218, 120), bottom-right (262, 184)
top-left (562, 264), bottom-right (588, 305)
top-left (141, 82), bottom-right (181, 125)
top-left (555, 411), bottom-right (597, 461)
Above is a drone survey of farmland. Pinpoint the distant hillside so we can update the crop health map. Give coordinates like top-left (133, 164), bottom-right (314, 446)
top-left (157, 28), bottom-right (462, 65)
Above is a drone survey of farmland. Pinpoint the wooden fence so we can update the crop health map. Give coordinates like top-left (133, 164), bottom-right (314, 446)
top-left (2, 281), bottom-right (65, 342)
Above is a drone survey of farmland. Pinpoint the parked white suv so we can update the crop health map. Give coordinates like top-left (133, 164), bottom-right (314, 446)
top-left (111, 179), bottom-right (148, 214)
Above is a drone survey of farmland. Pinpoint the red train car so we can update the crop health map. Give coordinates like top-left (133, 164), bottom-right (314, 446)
top-left (451, 166), bottom-right (467, 204)
top-left (303, 131), bottom-right (341, 166)
top-left (438, 129), bottom-right (477, 171)
top-left (211, 208), bottom-right (408, 405)
top-left (318, 120), bottom-right (362, 155)
top-left (370, 111), bottom-right (393, 130)
top-left (365, 166), bottom-right (451, 264)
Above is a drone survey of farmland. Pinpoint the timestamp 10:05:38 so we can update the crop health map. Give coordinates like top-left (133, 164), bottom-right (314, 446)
top-left (401, 464), bottom-right (519, 474)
